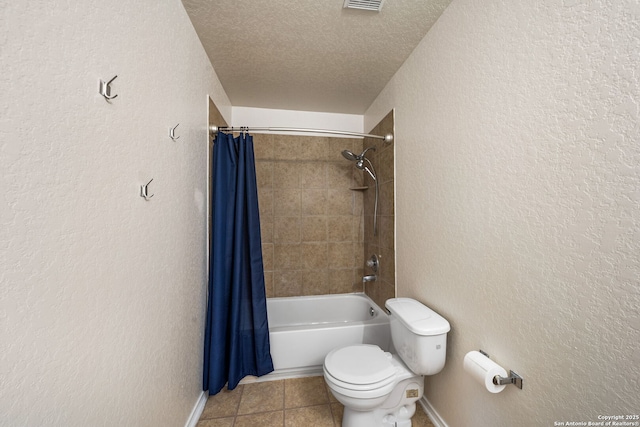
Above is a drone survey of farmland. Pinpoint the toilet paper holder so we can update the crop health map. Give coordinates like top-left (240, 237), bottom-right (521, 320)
top-left (478, 350), bottom-right (523, 390)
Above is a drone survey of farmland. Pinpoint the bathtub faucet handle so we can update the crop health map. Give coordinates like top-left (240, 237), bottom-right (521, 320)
top-left (366, 254), bottom-right (379, 273)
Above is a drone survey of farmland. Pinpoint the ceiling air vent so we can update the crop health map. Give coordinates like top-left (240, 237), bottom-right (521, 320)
top-left (343, 0), bottom-right (384, 12)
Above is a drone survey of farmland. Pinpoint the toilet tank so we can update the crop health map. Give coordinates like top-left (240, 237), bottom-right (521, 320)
top-left (385, 298), bottom-right (451, 376)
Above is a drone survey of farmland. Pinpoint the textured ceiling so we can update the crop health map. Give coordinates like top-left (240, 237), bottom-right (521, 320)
top-left (181, 0), bottom-right (452, 114)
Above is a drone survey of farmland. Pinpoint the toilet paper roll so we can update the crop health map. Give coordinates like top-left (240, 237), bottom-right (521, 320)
top-left (463, 351), bottom-right (508, 393)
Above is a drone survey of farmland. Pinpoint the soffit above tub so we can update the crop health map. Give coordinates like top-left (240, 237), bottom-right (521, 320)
top-left (181, 0), bottom-right (452, 114)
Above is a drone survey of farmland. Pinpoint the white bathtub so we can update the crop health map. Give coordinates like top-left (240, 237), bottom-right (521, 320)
top-left (265, 293), bottom-right (391, 377)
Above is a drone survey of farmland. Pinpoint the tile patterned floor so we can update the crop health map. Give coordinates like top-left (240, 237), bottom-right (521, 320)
top-left (197, 376), bottom-right (436, 427)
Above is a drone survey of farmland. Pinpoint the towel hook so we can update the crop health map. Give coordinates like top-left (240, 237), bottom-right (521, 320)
top-left (99, 75), bottom-right (118, 100)
top-left (169, 124), bottom-right (180, 141)
top-left (140, 178), bottom-right (154, 201)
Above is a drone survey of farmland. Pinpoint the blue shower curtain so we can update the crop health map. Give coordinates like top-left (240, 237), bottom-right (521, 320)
top-left (203, 132), bottom-right (273, 395)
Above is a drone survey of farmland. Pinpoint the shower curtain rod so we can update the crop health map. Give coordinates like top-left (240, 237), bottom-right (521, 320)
top-left (209, 125), bottom-right (393, 143)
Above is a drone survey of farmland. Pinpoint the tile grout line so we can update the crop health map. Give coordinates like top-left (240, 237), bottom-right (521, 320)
top-left (282, 379), bottom-right (287, 427)
top-left (231, 384), bottom-right (244, 427)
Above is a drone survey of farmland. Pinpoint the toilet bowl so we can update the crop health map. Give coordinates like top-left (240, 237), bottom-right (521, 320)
top-left (324, 345), bottom-right (423, 427)
top-left (323, 298), bottom-right (450, 427)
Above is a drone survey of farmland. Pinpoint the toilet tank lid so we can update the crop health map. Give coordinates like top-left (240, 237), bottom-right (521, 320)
top-left (385, 298), bottom-right (450, 336)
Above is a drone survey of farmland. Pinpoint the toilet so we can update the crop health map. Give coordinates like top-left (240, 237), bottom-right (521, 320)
top-left (323, 298), bottom-right (450, 427)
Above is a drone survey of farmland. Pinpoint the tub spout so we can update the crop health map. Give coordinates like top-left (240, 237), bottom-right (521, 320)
top-left (362, 275), bottom-right (377, 283)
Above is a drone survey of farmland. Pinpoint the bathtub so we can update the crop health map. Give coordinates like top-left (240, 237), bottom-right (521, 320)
top-left (264, 293), bottom-right (391, 377)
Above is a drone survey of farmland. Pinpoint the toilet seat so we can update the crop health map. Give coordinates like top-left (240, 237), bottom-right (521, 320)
top-left (324, 345), bottom-right (397, 390)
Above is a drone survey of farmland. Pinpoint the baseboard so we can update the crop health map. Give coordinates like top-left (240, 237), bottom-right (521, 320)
top-left (239, 366), bottom-right (324, 384)
top-left (185, 391), bottom-right (208, 427)
top-left (418, 396), bottom-right (449, 427)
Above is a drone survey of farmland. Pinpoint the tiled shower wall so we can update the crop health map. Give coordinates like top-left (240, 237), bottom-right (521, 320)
top-left (254, 134), bottom-right (366, 297)
top-left (363, 111), bottom-right (396, 309)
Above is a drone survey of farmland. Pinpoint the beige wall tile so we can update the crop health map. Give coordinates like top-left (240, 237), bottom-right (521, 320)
top-left (379, 181), bottom-right (394, 216)
top-left (258, 189), bottom-right (274, 219)
top-left (274, 189), bottom-right (301, 216)
top-left (301, 243), bottom-right (328, 270)
top-left (274, 217), bottom-right (301, 243)
top-left (327, 189), bottom-right (353, 216)
top-left (302, 189), bottom-right (328, 216)
top-left (274, 162), bottom-right (301, 189)
top-left (273, 136), bottom-right (300, 160)
top-left (253, 134), bottom-right (274, 160)
top-left (300, 163), bottom-right (327, 189)
top-left (274, 243), bottom-right (301, 270)
top-left (328, 242), bottom-right (355, 269)
top-left (255, 161), bottom-right (274, 189)
top-left (301, 217), bottom-right (327, 242)
top-left (363, 111), bottom-right (395, 306)
top-left (327, 216), bottom-right (356, 242)
top-left (327, 163), bottom-right (353, 190)
top-left (274, 270), bottom-right (302, 297)
top-left (264, 271), bottom-right (274, 298)
top-left (260, 218), bottom-right (274, 244)
top-left (329, 138), bottom-right (363, 163)
top-left (301, 270), bottom-right (330, 295)
top-left (254, 132), bottom-right (388, 299)
top-left (295, 137), bottom-right (330, 161)
top-left (262, 243), bottom-right (274, 271)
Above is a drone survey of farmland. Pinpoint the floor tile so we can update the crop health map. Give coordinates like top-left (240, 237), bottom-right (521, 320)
top-left (324, 381), bottom-right (338, 403)
top-left (196, 417), bottom-right (235, 427)
top-left (284, 405), bottom-right (335, 427)
top-left (413, 405), bottom-right (436, 427)
top-left (237, 380), bottom-right (284, 415)
top-left (285, 376), bottom-right (330, 408)
top-left (330, 402), bottom-right (344, 426)
top-left (200, 386), bottom-right (243, 419)
top-left (235, 410), bottom-right (284, 427)
top-left (198, 377), bottom-right (437, 427)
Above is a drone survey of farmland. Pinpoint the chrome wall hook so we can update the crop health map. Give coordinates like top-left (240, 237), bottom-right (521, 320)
top-left (140, 178), bottom-right (154, 200)
top-left (99, 75), bottom-right (118, 100)
top-left (169, 124), bottom-right (180, 141)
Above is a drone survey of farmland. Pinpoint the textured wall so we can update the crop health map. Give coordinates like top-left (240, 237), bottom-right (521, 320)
top-left (0, 1), bottom-right (230, 426)
top-left (366, 0), bottom-right (640, 425)
top-left (254, 134), bottom-right (365, 297)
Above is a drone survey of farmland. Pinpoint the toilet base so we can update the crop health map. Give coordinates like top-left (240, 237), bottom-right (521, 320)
top-left (342, 402), bottom-right (416, 427)
top-left (338, 376), bottom-right (423, 427)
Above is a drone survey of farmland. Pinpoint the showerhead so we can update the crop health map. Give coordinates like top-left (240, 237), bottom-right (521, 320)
top-left (341, 150), bottom-right (359, 162)
top-left (342, 147), bottom-right (378, 181)
top-left (342, 147), bottom-right (376, 163)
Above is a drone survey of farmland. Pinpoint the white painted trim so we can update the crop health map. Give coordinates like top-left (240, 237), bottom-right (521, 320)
top-left (419, 396), bottom-right (449, 427)
top-left (231, 106), bottom-right (364, 137)
top-left (184, 391), bottom-right (208, 427)
top-left (239, 366), bottom-right (324, 385)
